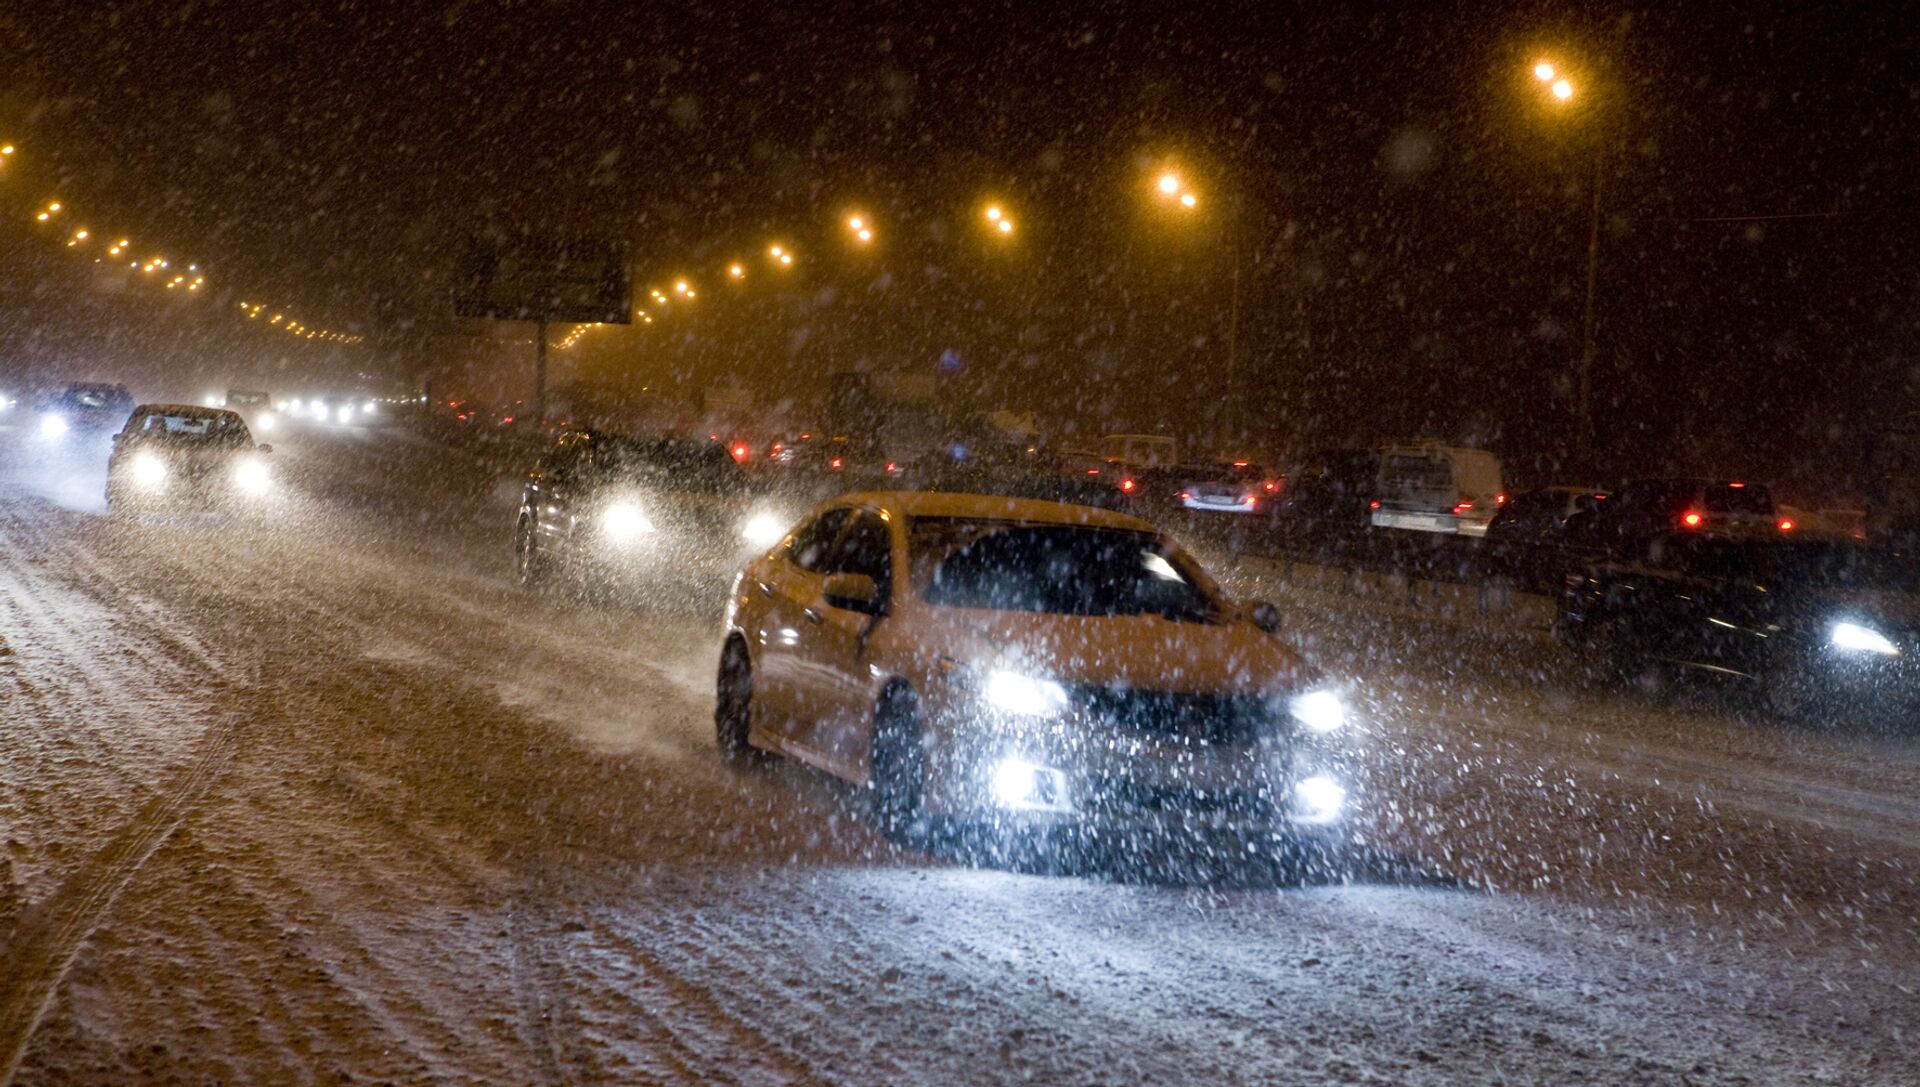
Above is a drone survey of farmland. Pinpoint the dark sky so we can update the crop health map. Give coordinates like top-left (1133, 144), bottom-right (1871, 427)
top-left (4, 1), bottom-right (1918, 487)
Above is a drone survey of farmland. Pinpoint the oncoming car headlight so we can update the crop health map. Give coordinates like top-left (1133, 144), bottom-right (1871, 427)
top-left (255, 411), bottom-right (277, 432)
top-left (1289, 689), bottom-right (1346, 733)
top-left (600, 501), bottom-right (655, 540)
top-left (130, 452), bottom-right (168, 487)
top-left (40, 413), bottom-right (69, 438)
top-left (1291, 775), bottom-right (1347, 824)
top-left (232, 457), bottom-right (271, 495)
top-left (984, 670), bottom-right (1069, 717)
top-left (740, 512), bottom-right (787, 548)
top-left (1830, 621), bottom-right (1899, 656)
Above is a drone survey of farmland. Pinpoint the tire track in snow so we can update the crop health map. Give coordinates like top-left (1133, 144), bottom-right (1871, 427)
top-left (0, 707), bottom-right (244, 1084)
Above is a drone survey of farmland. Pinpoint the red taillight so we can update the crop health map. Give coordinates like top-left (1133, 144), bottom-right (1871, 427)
top-left (1369, 500), bottom-right (1381, 510)
top-left (1263, 480), bottom-right (1279, 493)
top-left (1452, 501), bottom-right (1474, 515)
top-left (1496, 493), bottom-right (1507, 505)
top-left (829, 457), bottom-right (843, 470)
top-left (886, 461), bottom-right (900, 474)
top-left (1729, 481), bottom-right (1745, 488)
top-left (1681, 511), bottom-right (1704, 528)
top-left (730, 443), bottom-right (751, 462)
top-left (1241, 494), bottom-right (1259, 508)
top-left (501, 416), bottom-right (514, 424)
top-left (1178, 490), bottom-right (1193, 500)
top-left (800, 432), bottom-right (811, 440)
top-left (1085, 468), bottom-right (1101, 476)
top-left (1120, 478), bottom-right (1136, 493)
top-left (1778, 518), bottom-right (1795, 532)
top-left (1232, 460), bottom-right (1250, 468)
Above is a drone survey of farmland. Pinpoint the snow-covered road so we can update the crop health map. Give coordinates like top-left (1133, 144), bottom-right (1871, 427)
top-left (1, 423), bottom-right (1915, 1085)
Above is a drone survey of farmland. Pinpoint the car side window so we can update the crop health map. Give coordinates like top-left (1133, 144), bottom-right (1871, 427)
top-left (826, 512), bottom-right (894, 588)
top-left (789, 509), bottom-right (852, 573)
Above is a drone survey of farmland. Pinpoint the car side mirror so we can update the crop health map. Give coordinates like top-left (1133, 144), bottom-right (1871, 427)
top-left (257, 443), bottom-right (273, 455)
top-left (1247, 600), bottom-right (1282, 634)
top-left (823, 572), bottom-right (882, 615)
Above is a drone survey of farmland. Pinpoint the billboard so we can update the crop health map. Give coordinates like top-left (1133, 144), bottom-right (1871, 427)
top-left (454, 235), bottom-right (632, 325)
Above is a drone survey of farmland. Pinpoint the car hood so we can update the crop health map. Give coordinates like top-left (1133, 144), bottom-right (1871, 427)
top-left (902, 605), bottom-right (1319, 697)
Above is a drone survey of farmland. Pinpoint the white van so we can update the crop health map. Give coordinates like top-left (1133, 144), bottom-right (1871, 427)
top-left (1369, 444), bottom-right (1506, 537)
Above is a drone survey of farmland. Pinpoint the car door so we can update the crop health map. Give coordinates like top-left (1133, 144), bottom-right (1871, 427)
top-left (788, 509), bottom-right (897, 775)
top-left (753, 507), bottom-right (852, 737)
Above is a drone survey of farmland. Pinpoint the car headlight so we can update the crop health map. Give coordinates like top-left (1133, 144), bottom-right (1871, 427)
top-left (1288, 689), bottom-right (1346, 733)
top-left (1291, 774), bottom-right (1347, 824)
top-left (990, 757), bottom-right (1072, 811)
top-left (740, 512), bottom-right (787, 548)
top-left (335, 405), bottom-right (353, 424)
top-left (1831, 621), bottom-right (1900, 656)
top-left (40, 413), bottom-right (69, 438)
top-left (130, 452), bottom-right (168, 487)
top-left (984, 670), bottom-right (1070, 716)
top-left (600, 501), bottom-right (655, 540)
top-left (232, 457), bottom-right (271, 495)
top-left (255, 412), bottom-right (277, 432)
top-left (362, 401), bottom-right (376, 414)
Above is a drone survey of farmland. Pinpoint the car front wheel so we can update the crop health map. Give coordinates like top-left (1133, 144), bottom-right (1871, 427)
top-left (715, 638), bottom-right (767, 763)
top-left (514, 515), bottom-right (550, 589)
top-left (868, 685), bottom-right (925, 840)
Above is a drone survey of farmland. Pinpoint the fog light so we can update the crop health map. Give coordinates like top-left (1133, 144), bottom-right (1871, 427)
top-left (990, 757), bottom-right (1070, 811)
top-left (1292, 775), bottom-right (1346, 824)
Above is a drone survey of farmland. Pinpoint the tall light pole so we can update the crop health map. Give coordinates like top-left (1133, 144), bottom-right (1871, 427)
top-left (1534, 60), bottom-right (1602, 473)
top-left (1153, 171), bottom-right (1245, 448)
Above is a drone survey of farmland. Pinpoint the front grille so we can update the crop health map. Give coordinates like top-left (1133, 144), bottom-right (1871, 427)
top-left (1086, 777), bottom-right (1276, 818)
top-left (1064, 685), bottom-right (1275, 747)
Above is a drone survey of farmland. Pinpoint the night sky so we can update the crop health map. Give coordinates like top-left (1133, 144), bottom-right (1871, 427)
top-left (3, 1), bottom-right (1917, 491)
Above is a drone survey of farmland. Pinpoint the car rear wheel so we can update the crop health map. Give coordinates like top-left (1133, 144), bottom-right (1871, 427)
top-left (868, 685), bottom-right (925, 840)
top-left (715, 638), bottom-right (767, 764)
top-left (514, 515), bottom-right (550, 589)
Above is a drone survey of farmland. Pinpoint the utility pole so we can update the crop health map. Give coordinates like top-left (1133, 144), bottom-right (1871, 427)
top-left (1577, 143), bottom-right (1603, 475)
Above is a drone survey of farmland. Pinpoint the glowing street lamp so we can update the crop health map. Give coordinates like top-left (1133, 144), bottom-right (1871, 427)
top-left (846, 215), bottom-right (874, 244)
top-left (728, 262), bottom-right (746, 279)
top-left (1528, 56), bottom-right (1602, 470)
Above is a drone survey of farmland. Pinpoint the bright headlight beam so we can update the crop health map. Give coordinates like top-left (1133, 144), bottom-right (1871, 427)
top-left (232, 457), bottom-right (270, 495)
top-left (39, 413), bottom-right (69, 438)
top-left (600, 501), bottom-right (655, 540)
top-left (1293, 775), bottom-right (1347, 824)
top-left (1831, 621), bottom-right (1899, 656)
top-left (1289, 689), bottom-right (1346, 733)
top-left (740, 512), bottom-right (786, 548)
top-left (990, 757), bottom-right (1069, 811)
top-left (984, 670), bottom-right (1069, 716)
top-left (130, 452), bottom-right (168, 487)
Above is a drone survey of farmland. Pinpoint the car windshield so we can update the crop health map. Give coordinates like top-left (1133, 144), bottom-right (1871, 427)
top-left (910, 517), bottom-right (1219, 622)
top-left (134, 411), bottom-right (252, 446)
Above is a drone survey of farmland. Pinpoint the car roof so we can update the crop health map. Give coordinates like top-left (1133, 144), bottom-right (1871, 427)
top-left (833, 490), bottom-right (1159, 532)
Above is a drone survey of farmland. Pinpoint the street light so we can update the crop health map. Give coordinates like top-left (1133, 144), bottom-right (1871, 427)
top-left (983, 203), bottom-right (1016, 236)
top-left (847, 214), bottom-right (874, 244)
top-left (1151, 167), bottom-right (1244, 444)
top-left (1529, 56), bottom-right (1603, 472)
